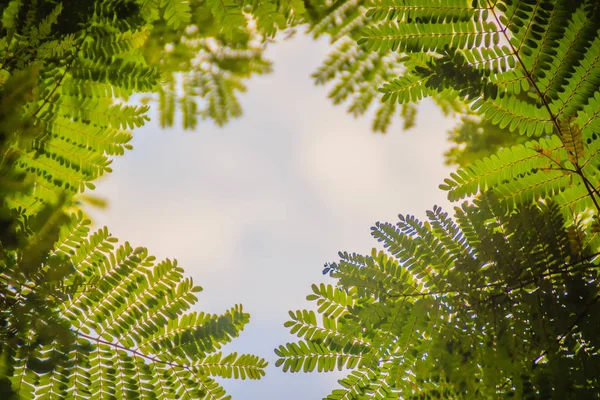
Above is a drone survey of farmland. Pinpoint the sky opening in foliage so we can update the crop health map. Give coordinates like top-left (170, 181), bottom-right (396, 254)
top-left (89, 33), bottom-right (455, 399)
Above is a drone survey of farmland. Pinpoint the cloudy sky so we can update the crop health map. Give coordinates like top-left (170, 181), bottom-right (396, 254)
top-left (89, 33), bottom-right (456, 399)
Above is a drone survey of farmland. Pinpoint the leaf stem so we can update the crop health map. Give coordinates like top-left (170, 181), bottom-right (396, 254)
top-left (76, 331), bottom-right (192, 370)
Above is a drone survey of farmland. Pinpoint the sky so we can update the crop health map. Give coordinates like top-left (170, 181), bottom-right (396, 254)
top-left (89, 33), bottom-right (456, 399)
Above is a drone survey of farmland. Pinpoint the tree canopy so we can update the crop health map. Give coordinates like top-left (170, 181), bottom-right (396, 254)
top-left (2, 0), bottom-right (600, 399)
top-left (0, 0), bottom-right (294, 397)
top-left (277, 0), bottom-right (600, 398)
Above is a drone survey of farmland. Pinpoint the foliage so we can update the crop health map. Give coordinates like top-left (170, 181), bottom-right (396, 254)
top-left (277, 195), bottom-right (600, 398)
top-left (145, 0), bottom-right (305, 127)
top-left (303, 0), bottom-right (600, 167)
top-left (306, 0), bottom-right (600, 224)
top-left (279, 0), bottom-right (600, 397)
top-left (2, 212), bottom-right (265, 399)
top-left (429, 0), bottom-right (600, 217)
top-left (5, 0), bottom-right (600, 398)
top-left (0, 0), bottom-right (288, 398)
top-left (303, 0), bottom-right (466, 136)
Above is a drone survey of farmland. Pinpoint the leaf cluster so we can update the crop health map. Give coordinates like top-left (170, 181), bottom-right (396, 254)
top-left (278, 195), bottom-right (600, 398)
top-left (0, 1), bottom-right (273, 398)
top-left (307, 0), bottom-right (600, 217)
top-left (303, 0), bottom-right (469, 134)
top-left (278, 1), bottom-right (600, 397)
top-left (144, 0), bottom-right (305, 128)
top-left (1, 212), bottom-right (267, 399)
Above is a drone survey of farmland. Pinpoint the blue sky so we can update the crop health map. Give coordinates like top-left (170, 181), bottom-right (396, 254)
top-left (89, 33), bottom-right (456, 399)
